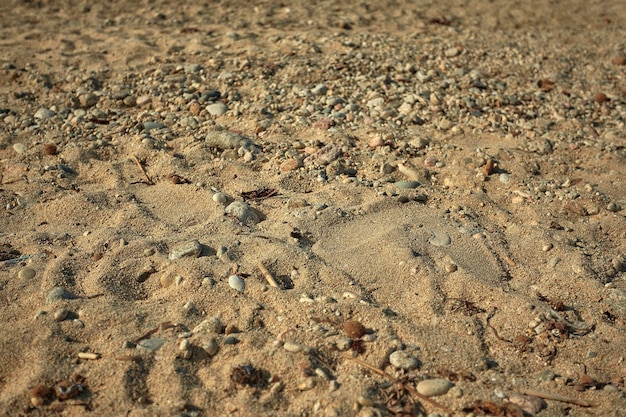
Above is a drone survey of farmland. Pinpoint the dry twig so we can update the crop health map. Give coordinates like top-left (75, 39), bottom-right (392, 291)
top-left (521, 388), bottom-right (598, 407)
top-left (131, 154), bottom-right (153, 185)
top-left (257, 261), bottom-right (279, 288)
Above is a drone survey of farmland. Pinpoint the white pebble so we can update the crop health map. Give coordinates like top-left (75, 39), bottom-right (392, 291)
top-left (389, 350), bottom-right (419, 370)
top-left (416, 379), bottom-right (454, 397)
top-left (228, 274), bottom-right (245, 293)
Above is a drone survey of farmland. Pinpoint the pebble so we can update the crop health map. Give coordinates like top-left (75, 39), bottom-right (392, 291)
top-left (206, 102), bottom-right (228, 116)
top-left (297, 377), bottom-right (316, 391)
top-left (225, 201), bottom-right (261, 225)
top-left (137, 338), bottom-right (166, 352)
top-left (228, 274), bottom-right (246, 293)
top-left (395, 180), bottom-right (420, 189)
top-left (416, 379), bottom-right (453, 397)
top-left (212, 192), bottom-right (228, 204)
top-left (389, 350), bottom-right (419, 370)
top-left (508, 393), bottom-right (547, 414)
top-left (335, 337), bottom-right (352, 351)
top-left (283, 341), bottom-right (303, 352)
top-left (428, 230), bottom-right (451, 247)
top-left (444, 47), bottom-right (460, 57)
top-left (311, 83), bottom-right (328, 96)
top-left (143, 121), bottom-right (165, 132)
top-left (193, 317), bottom-right (222, 334)
top-left (46, 287), bottom-right (73, 304)
top-left (168, 239), bottom-right (202, 260)
top-left (34, 108), bottom-right (55, 120)
top-left (53, 308), bottom-right (69, 322)
top-left (499, 173), bottom-right (511, 184)
top-left (223, 335), bottom-right (238, 345)
top-left (542, 243), bottom-right (553, 252)
top-left (79, 93), bottom-right (99, 108)
top-left (12, 143), bottom-right (27, 154)
top-left (18, 267), bottom-right (36, 279)
top-left (203, 338), bottom-right (219, 356)
top-left (548, 257), bottom-right (561, 268)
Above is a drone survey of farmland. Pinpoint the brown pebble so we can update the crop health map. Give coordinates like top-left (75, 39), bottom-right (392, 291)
top-left (30, 384), bottom-right (53, 401)
top-left (594, 92), bottom-right (608, 103)
top-left (43, 143), bottom-right (58, 156)
top-left (225, 324), bottom-right (239, 335)
top-left (343, 320), bottom-right (366, 339)
top-left (188, 101), bottom-right (201, 115)
top-left (115, 354), bottom-right (141, 362)
top-left (612, 56), bottom-right (626, 66)
top-left (92, 252), bottom-right (103, 261)
top-left (483, 158), bottom-right (495, 176)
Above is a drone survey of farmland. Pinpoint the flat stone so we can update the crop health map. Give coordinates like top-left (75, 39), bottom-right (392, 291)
top-left (46, 287), bottom-right (73, 304)
top-left (203, 338), bottom-right (219, 356)
top-left (225, 201), bottom-right (261, 225)
top-left (169, 239), bottom-right (202, 260)
top-left (137, 338), bottom-right (167, 352)
top-left (34, 108), bottom-right (55, 120)
top-left (206, 102), bottom-right (228, 116)
top-left (18, 267), bottom-right (36, 279)
top-left (283, 341), bottom-right (303, 353)
top-left (193, 317), bottom-right (222, 334)
top-left (143, 121), bottom-right (166, 132)
top-left (416, 379), bottom-right (454, 397)
top-left (428, 230), bottom-right (451, 247)
top-left (395, 180), bottom-right (420, 189)
top-left (311, 83), bottom-right (328, 96)
top-left (508, 393), bottom-right (547, 414)
top-left (389, 350), bottom-right (419, 370)
top-left (13, 143), bottom-right (27, 154)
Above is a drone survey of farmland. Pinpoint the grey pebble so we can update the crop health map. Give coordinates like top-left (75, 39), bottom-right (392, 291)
top-left (46, 287), bottom-right (73, 304)
top-left (212, 192), bottom-right (228, 204)
top-left (444, 47), bottom-right (460, 57)
top-left (223, 335), bottom-right (238, 345)
top-left (143, 121), bottom-right (165, 132)
top-left (203, 338), bottom-right (219, 356)
top-left (416, 379), bottom-right (453, 397)
top-left (225, 201), bottom-right (261, 225)
top-left (18, 267), bottom-right (36, 279)
top-left (169, 239), bottom-right (202, 260)
top-left (206, 102), bottom-right (228, 116)
top-left (335, 337), bottom-right (352, 351)
top-left (389, 350), bottom-right (419, 370)
top-left (395, 180), bottom-right (420, 189)
top-left (311, 83), bottom-right (328, 96)
top-left (283, 341), bottom-right (303, 353)
top-left (508, 393), bottom-right (547, 414)
top-left (34, 108), bottom-right (55, 120)
top-left (428, 230), bottom-right (451, 247)
top-left (297, 377), bottom-right (316, 391)
top-left (499, 173), bottom-right (511, 184)
top-left (548, 257), bottom-right (561, 268)
top-left (137, 338), bottom-right (167, 352)
top-left (228, 274), bottom-right (245, 293)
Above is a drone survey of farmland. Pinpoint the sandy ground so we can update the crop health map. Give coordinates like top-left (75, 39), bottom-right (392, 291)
top-left (1, 1), bottom-right (625, 416)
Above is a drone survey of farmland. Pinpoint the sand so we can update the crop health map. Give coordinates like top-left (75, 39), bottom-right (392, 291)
top-left (0, 1), bottom-right (625, 416)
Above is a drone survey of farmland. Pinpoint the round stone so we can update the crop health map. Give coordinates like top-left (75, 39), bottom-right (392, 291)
top-left (228, 274), bottom-right (245, 293)
top-left (206, 102), bottom-right (228, 116)
top-left (428, 230), bottom-right (451, 247)
top-left (13, 143), bottom-right (28, 154)
top-left (395, 180), bottom-right (420, 189)
top-left (212, 192), bottom-right (227, 204)
top-left (416, 379), bottom-right (454, 397)
top-left (203, 338), bottom-right (219, 356)
top-left (18, 267), bottom-right (36, 279)
top-left (46, 287), bottom-right (72, 304)
top-left (225, 201), bottom-right (260, 225)
top-left (389, 350), bottom-right (419, 370)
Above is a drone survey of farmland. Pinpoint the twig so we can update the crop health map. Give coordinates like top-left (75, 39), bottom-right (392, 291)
top-left (131, 155), bottom-right (153, 185)
top-left (1, 253), bottom-right (46, 265)
top-left (521, 388), bottom-right (598, 407)
top-left (348, 357), bottom-right (455, 414)
top-left (257, 261), bottom-right (279, 288)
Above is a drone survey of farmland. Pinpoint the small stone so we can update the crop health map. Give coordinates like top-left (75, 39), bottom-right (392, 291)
top-left (46, 287), bottom-right (73, 304)
top-left (429, 230), bottom-right (451, 247)
top-left (424, 156), bottom-right (437, 167)
top-left (43, 143), bottom-right (58, 155)
top-left (228, 274), bottom-right (245, 293)
top-left (612, 56), bottom-right (626, 66)
top-left (18, 267), bottom-right (36, 279)
top-left (225, 201), bottom-right (261, 225)
top-left (343, 320), bottom-right (366, 338)
top-left (34, 108), bottom-right (55, 120)
top-left (136, 95), bottom-right (152, 106)
top-left (280, 157), bottom-right (302, 172)
top-left (445, 263), bottom-right (457, 273)
top-left (499, 173), bottom-right (510, 184)
top-left (283, 341), bottom-right (303, 353)
top-left (416, 379), bottom-right (453, 397)
top-left (612, 256), bottom-right (626, 272)
top-left (206, 102), bottom-right (228, 116)
top-left (594, 92), bottom-right (608, 103)
top-left (123, 96), bottom-right (137, 107)
top-left (137, 338), bottom-right (166, 352)
top-left (508, 393), bottom-right (547, 414)
top-left (79, 93), bottom-right (99, 108)
top-left (179, 339), bottom-right (191, 352)
top-left (395, 180), bottom-right (420, 189)
top-left (444, 47), bottom-right (460, 57)
top-left (542, 243), bottom-right (553, 252)
top-left (335, 337), bottom-right (352, 351)
top-left (143, 121), bottom-right (165, 132)
top-left (212, 192), bottom-right (228, 204)
top-left (548, 257), bottom-right (561, 268)
top-left (389, 350), bottom-right (419, 370)
top-left (297, 377), bottom-right (316, 391)
top-left (311, 83), bottom-right (328, 96)
top-left (193, 317), bottom-right (222, 334)
top-left (53, 308), bottom-right (69, 322)
top-left (12, 143), bottom-right (27, 154)
top-left (606, 202), bottom-right (621, 212)
top-left (448, 386), bottom-right (463, 398)
top-left (203, 338), bottom-right (219, 356)
top-left (223, 335), bottom-right (238, 345)
top-left (169, 239), bottom-right (202, 260)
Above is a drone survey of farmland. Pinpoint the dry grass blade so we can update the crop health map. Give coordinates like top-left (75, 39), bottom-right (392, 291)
top-left (131, 154), bottom-right (154, 185)
top-left (521, 388), bottom-right (598, 407)
top-left (348, 357), bottom-right (455, 414)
